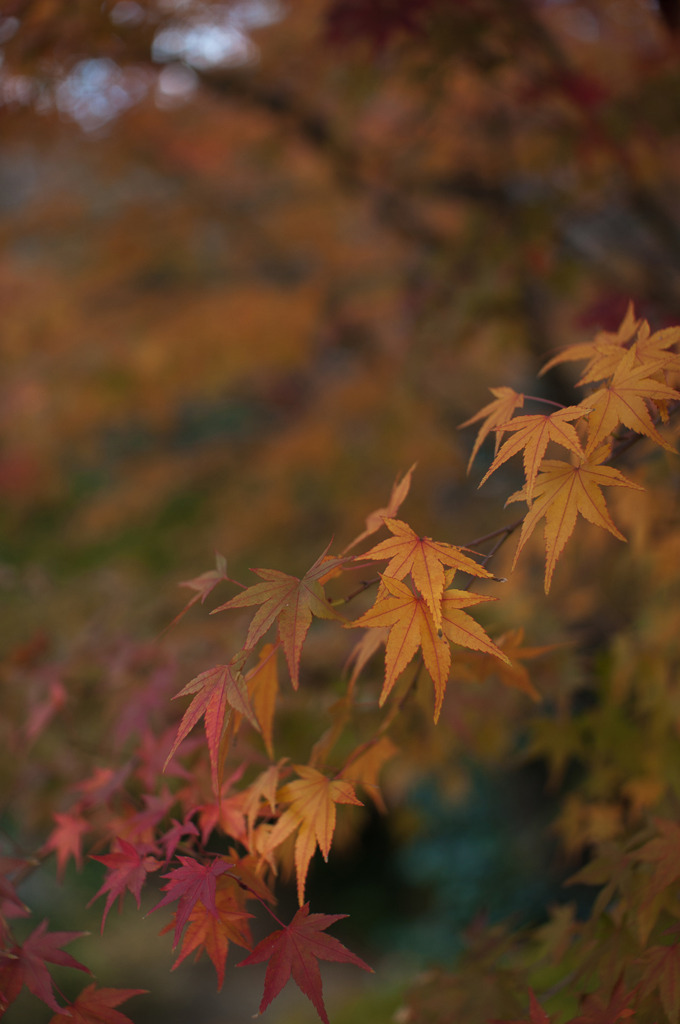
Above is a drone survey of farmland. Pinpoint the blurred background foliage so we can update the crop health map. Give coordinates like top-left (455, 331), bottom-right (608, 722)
top-left (2, 1), bottom-right (680, 1020)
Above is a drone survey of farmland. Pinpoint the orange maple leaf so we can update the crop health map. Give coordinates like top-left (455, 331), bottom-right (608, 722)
top-left (582, 346), bottom-right (680, 454)
top-left (351, 575), bottom-right (507, 721)
top-left (212, 546), bottom-right (346, 688)
top-left (343, 462), bottom-right (416, 552)
top-left (506, 455), bottom-right (643, 592)
top-left (164, 660), bottom-right (259, 792)
top-left (632, 320), bottom-right (680, 378)
top-left (242, 760), bottom-right (285, 841)
top-left (459, 386), bottom-right (525, 471)
top-left (264, 765), bottom-right (362, 906)
top-left (361, 517), bottom-right (493, 631)
top-left (479, 406), bottom-right (586, 504)
top-left (540, 301), bottom-right (640, 380)
top-left (341, 736), bottom-right (399, 813)
top-left (350, 575), bottom-right (450, 714)
top-left (168, 874), bottom-right (253, 990)
top-left (244, 642), bottom-right (279, 759)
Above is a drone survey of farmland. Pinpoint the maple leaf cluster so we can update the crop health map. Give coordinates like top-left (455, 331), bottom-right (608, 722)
top-left (2, 306), bottom-right (679, 1024)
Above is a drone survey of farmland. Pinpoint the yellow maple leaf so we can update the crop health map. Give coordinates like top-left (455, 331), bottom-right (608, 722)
top-left (351, 575), bottom-right (508, 721)
top-left (507, 455), bottom-right (644, 593)
top-left (479, 406), bottom-right (585, 504)
top-left (540, 301), bottom-right (640, 379)
top-left (582, 346), bottom-right (680, 454)
top-left (459, 386), bottom-right (525, 472)
top-left (264, 765), bottom-right (362, 905)
top-left (361, 517), bottom-right (493, 632)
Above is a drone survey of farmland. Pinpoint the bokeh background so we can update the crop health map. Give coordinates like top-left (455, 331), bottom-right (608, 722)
top-left (2, 1), bottom-right (680, 1020)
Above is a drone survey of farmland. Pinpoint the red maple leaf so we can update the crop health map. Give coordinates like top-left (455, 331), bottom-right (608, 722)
top-left (167, 874), bottom-right (253, 990)
top-left (238, 903), bottom-right (372, 1024)
top-left (151, 855), bottom-right (232, 949)
top-left (164, 658), bottom-right (259, 792)
top-left (48, 985), bottom-right (146, 1024)
top-left (41, 811), bottom-right (90, 881)
top-left (0, 919), bottom-right (89, 1013)
top-left (88, 838), bottom-right (161, 931)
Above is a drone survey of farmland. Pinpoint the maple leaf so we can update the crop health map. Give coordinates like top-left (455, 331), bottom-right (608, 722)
top-left (164, 658), bottom-right (259, 792)
top-left (569, 976), bottom-right (636, 1023)
top-left (47, 985), bottom-right (147, 1024)
top-left (242, 761), bottom-right (284, 840)
top-left (341, 735), bottom-right (399, 813)
top-left (351, 575), bottom-right (507, 721)
top-left (159, 817), bottom-right (200, 862)
top-left (163, 551), bottom-right (232, 632)
top-left (41, 810), bottom-right (90, 880)
top-left (478, 627), bottom-right (557, 701)
top-left (540, 302), bottom-right (640, 379)
top-left (151, 855), bottom-right (232, 948)
top-left (582, 346), bottom-right (680, 454)
top-left (637, 943), bottom-right (680, 1024)
top-left (168, 874), bottom-right (253, 989)
top-left (459, 386), bottom-right (526, 472)
top-left (343, 625), bottom-right (389, 695)
top-left (350, 574), bottom-right (451, 713)
top-left (88, 838), bottom-right (161, 931)
top-left (491, 988), bottom-right (554, 1023)
top-left (632, 818), bottom-right (680, 904)
top-left (265, 765), bottom-right (362, 906)
top-left (343, 462), bottom-right (416, 552)
top-left (212, 545), bottom-right (347, 688)
top-left (361, 517), bottom-right (493, 631)
top-left (244, 642), bottom-right (279, 758)
top-left (0, 920), bottom-right (90, 1014)
top-left (238, 903), bottom-right (372, 1024)
top-left (479, 406), bottom-right (586, 504)
top-left (506, 455), bottom-right (643, 593)
top-left (632, 320), bottom-right (680, 377)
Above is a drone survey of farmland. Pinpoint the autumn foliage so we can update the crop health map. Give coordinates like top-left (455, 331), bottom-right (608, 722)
top-left (3, 2), bottom-right (680, 1023)
top-left (1, 300), bottom-right (678, 1022)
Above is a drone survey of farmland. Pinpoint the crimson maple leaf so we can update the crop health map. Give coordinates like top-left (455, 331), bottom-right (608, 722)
top-left (164, 657), bottom-right (259, 792)
top-left (212, 545), bottom-right (347, 688)
top-left (151, 855), bottom-right (232, 949)
top-left (0, 919), bottom-right (89, 1013)
top-left (88, 838), bottom-right (161, 931)
top-left (238, 903), bottom-right (372, 1024)
top-left (48, 985), bottom-right (146, 1024)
